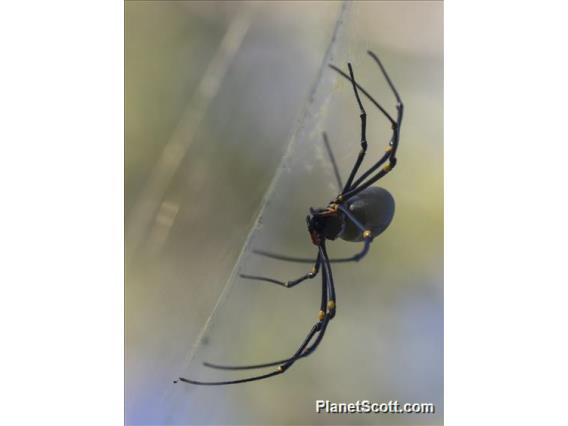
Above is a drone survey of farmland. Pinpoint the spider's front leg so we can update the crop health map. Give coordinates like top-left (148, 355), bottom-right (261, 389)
top-left (341, 63), bottom-right (368, 194)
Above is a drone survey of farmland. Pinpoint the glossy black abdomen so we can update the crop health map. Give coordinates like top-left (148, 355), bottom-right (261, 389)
top-left (339, 186), bottom-right (395, 242)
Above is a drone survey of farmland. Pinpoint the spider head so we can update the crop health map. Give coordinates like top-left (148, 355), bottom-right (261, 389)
top-left (306, 207), bottom-right (343, 245)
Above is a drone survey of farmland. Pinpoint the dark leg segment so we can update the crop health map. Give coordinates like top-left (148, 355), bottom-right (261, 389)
top-left (239, 252), bottom-right (321, 288)
top-left (349, 148), bottom-right (390, 190)
top-left (341, 63), bottom-right (368, 193)
top-left (252, 248), bottom-right (314, 264)
top-left (328, 64), bottom-right (396, 127)
top-left (319, 243), bottom-right (336, 318)
top-left (253, 247), bottom-right (372, 264)
top-left (322, 132), bottom-right (343, 192)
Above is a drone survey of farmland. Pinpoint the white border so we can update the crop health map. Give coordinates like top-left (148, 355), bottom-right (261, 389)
top-left (0, 2), bottom-right (123, 424)
top-left (446, 1), bottom-right (568, 424)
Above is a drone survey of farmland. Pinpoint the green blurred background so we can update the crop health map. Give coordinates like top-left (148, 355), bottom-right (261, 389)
top-left (125, 1), bottom-right (443, 425)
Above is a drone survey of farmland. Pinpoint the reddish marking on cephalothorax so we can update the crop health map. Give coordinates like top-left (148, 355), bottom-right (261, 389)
top-left (310, 230), bottom-right (321, 246)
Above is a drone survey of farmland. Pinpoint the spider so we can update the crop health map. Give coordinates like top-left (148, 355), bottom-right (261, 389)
top-left (175, 50), bottom-right (403, 386)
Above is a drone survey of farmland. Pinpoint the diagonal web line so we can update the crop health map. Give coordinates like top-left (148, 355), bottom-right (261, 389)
top-left (175, 0), bottom-right (352, 381)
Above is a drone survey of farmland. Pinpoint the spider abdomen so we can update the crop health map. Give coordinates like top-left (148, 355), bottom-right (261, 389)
top-left (339, 186), bottom-right (395, 242)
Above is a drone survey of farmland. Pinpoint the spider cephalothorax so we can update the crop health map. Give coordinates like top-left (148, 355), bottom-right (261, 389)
top-left (306, 206), bottom-right (343, 245)
top-left (176, 50), bottom-right (403, 386)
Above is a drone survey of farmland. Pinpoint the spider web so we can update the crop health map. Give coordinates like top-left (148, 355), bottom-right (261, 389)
top-left (148, 2), bottom-right (358, 423)
top-left (169, 0), bottom-right (351, 393)
top-left (176, 0), bottom-right (351, 382)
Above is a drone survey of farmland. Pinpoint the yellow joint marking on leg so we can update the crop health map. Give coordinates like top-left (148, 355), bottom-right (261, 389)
top-left (385, 146), bottom-right (393, 153)
top-left (277, 366), bottom-right (284, 372)
top-left (383, 163), bottom-right (392, 172)
top-left (363, 230), bottom-right (372, 239)
top-left (337, 195), bottom-right (344, 202)
top-left (311, 266), bottom-right (317, 274)
top-left (318, 310), bottom-right (325, 321)
top-left (327, 300), bottom-right (335, 311)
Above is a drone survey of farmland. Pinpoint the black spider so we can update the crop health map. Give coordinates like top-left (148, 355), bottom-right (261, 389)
top-left (175, 50), bottom-right (403, 385)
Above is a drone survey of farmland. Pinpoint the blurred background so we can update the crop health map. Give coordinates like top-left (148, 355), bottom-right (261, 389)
top-left (125, 1), bottom-right (443, 425)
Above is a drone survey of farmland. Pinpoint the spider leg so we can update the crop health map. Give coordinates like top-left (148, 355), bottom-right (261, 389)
top-left (341, 51), bottom-right (404, 200)
top-left (348, 148), bottom-right (390, 192)
top-left (327, 242), bottom-right (371, 263)
top-left (320, 242), bottom-right (336, 318)
top-left (328, 64), bottom-right (396, 127)
top-left (174, 370), bottom-right (283, 386)
top-left (338, 63), bottom-right (368, 193)
top-left (330, 204), bottom-right (375, 263)
top-left (322, 132), bottom-right (343, 192)
top-left (238, 253), bottom-right (321, 288)
top-left (252, 248), bottom-right (370, 264)
top-left (203, 310), bottom-right (333, 371)
top-left (342, 166), bottom-right (392, 200)
top-left (177, 247), bottom-right (335, 383)
top-left (176, 315), bottom-right (329, 385)
top-left (341, 131), bottom-right (400, 200)
top-left (203, 358), bottom-right (289, 371)
top-left (368, 50), bottom-right (402, 106)
top-left (251, 249), bottom-right (314, 263)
